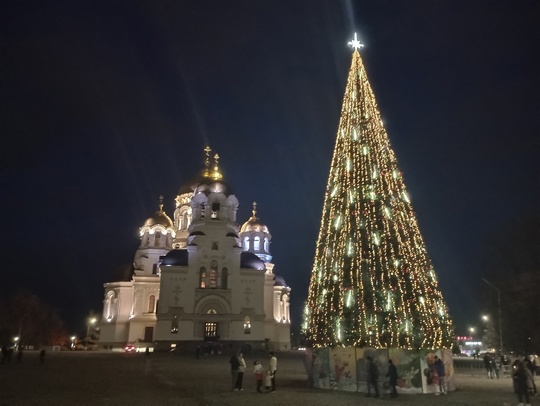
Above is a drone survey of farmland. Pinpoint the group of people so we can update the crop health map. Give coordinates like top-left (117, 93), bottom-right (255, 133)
top-left (1, 346), bottom-right (46, 364)
top-left (428, 356), bottom-right (448, 395)
top-left (366, 354), bottom-right (447, 398)
top-left (229, 350), bottom-right (277, 393)
top-left (482, 353), bottom-right (502, 379)
top-left (512, 356), bottom-right (537, 406)
top-left (366, 356), bottom-right (401, 399)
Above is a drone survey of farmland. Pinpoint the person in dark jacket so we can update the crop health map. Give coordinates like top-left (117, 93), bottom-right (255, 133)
top-left (386, 359), bottom-right (398, 398)
top-left (365, 356), bottom-right (380, 398)
top-left (229, 352), bottom-right (240, 390)
top-left (512, 359), bottom-right (531, 406)
top-left (434, 356), bottom-right (446, 395)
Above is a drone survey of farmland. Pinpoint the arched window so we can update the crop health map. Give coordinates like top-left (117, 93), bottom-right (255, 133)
top-left (154, 232), bottom-right (161, 246)
top-left (207, 260), bottom-right (218, 288)
top-left (264, 238), bottom-right (269, 252)
top-left (105, 291), bottom-right (116, 321)
top-left (207, 309), bottom-right (217, 314)
top-left (178, 213), bottom-right (183, 230)
top-left (148, 295), bottom-right (156, 313)
top-left (254, 236), bottom-right (260, 251)
top-left (211, 202), bottom-right (220, 219)
top-left (243, 237), bottom-right (249, 250)
top-left (199, 267), bottom-right (206, 288)
top-left (207, 270), bottom-right (217, 288)
top-left (221, 268), bottom-right (228, 289)
top-left (200, 203), bottom-right (206, 219)
top-left (243, 316), bottom-right (251, 334)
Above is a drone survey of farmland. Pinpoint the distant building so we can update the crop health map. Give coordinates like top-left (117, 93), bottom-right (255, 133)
top-left (99, 148), bottom-right (291, 351)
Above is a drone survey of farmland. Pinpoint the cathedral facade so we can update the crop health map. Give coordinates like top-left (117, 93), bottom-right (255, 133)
top-left (99, 149), bottom-right (291, 351)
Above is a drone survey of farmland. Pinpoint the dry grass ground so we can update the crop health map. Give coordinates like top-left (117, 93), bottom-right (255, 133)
top-left (0, 350), bottom-right (536, 406)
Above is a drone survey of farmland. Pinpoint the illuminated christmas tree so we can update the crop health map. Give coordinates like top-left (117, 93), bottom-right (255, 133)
top-left (304, 35), bottom-right (453, 349)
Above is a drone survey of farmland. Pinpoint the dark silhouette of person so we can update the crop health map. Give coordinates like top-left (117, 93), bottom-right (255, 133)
top-left (513, 360), bottom-right (530, 405)
top-left (269, 351), bottom-right (277, 392)
top-left (365, 356), bottom-right (380, 398)
top-left (6, 348), bottom-right (13, 364)
top-left (39, 349), bottom-right (46, 364)
top-left (386, 359), bottom-right (398, 398)
top-left (229, 352), bottom-right (240, 390)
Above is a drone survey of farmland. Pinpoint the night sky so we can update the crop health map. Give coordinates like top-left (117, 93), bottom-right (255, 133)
top-left (1, 1), bottom-right (538, 337)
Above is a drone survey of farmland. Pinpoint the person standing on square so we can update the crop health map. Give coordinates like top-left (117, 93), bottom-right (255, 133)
top-left (253, 360), bottom-right (264, 393)
top-left (235, 352), bottom-right (246, 390)
top-left (269, 351), bottom-right (277, 392)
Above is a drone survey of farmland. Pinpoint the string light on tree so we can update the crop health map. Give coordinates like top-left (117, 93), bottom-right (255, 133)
top-left (303, 34), bottom-right (454, 350)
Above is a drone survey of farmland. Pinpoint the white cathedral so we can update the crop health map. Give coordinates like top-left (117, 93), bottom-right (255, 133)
top-left (99, 148), bottom-right (291, 351)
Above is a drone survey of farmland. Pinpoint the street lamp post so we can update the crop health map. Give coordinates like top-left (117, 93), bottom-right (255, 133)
top-left (86, 318), bottom-right (97, 351)
top-left (482, 278), bottom-right (503, 354)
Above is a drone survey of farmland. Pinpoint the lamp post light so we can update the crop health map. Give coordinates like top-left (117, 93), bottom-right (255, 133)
top-left (71, 336), bottom-right (76, 350)
top-left (482, 278), bottom-right (503, 355)
top-left (13, 336), bottom-right (19, 351)
top-left (482, 315), bottom-right (489, 322)
top-left (86, 318), bottom-right (97, 351)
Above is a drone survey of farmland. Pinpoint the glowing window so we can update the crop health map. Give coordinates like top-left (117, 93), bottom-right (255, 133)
top-left (199, 267), bottom-right (206, 288)
top-left (243, 316), bottom-right (251, 334)
top-left (171, 316), bottom-right (179, 334)
top-left (211, 202), bottom-right (220, 219)
top-left (207, 260), bottom-right (218, 288)
top-left (244, 237), bottom-right (249, 250)
top-left (254, 237), bottom-right (260, 251)
top-left (264, 238), bottom-right (269, 252)
top-left (204, 322), bottom-right (218, 339)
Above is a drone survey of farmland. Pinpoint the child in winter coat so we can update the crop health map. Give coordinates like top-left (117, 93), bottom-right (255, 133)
top-left (264, 369), bottom-right (273, 392)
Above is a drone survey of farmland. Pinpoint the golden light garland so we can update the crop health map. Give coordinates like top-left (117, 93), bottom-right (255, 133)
top-left (304, 48), bottom-right (454, 350)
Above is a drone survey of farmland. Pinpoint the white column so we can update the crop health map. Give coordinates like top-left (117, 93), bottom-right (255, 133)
top-left (273, 291), bottom-right (281, 321)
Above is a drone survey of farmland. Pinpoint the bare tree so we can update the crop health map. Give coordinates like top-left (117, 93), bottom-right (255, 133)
top-left (480, 213), bottom-right (540, 354)
top-left (0, 291), bottom-right (68, 347)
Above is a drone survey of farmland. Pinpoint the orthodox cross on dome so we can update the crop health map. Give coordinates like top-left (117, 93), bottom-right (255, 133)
top-left (158, 195), bottom-right (164, 211)
top-left (203, 146), bottom-right (212, 177)
top-left (348, 32), bottom-right (364, 51)
top-left (251, 201), bottom-right (258, 219)
top-left (211, 153), bottom-right (223, 180)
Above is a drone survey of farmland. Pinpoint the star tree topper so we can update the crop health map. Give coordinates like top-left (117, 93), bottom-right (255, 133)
top-left (348, 33), bottom-right (364, 51)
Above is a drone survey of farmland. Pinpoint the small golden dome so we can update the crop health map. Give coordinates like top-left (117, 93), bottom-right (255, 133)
top-left (240, 202), bottom-right (269, 234)
top-left (144, 196), bottom-right (174, 228)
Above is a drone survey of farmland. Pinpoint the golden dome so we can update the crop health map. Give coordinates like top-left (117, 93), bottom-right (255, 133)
top-left (178, 147), bottom-right (233, 196)
top-left (143, 196), bottom-right (174, 228)
top-left (240, 202), bottom-right (269, 234)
